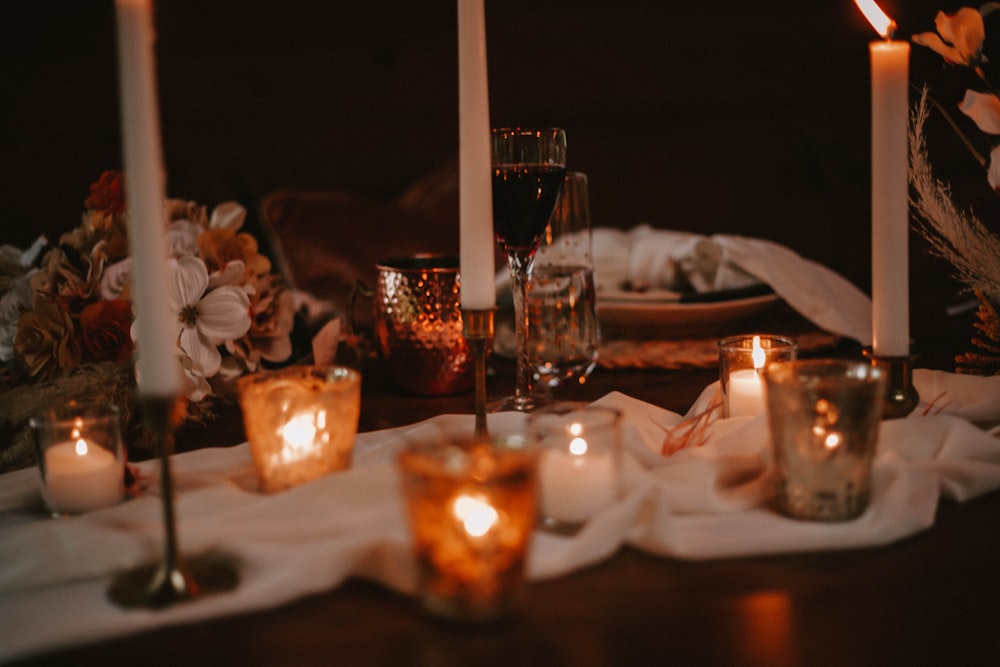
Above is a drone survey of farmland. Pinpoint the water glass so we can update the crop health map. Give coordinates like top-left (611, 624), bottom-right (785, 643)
top-left (529, 171), bottom-right (600, 389)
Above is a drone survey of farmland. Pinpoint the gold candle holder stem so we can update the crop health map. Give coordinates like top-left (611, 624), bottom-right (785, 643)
top-left (463, 308), bottom-right (495, 438)
top-left (864, 348), bottom-right (920, 419)
top-left (108, 394), bottom-right (238, 608)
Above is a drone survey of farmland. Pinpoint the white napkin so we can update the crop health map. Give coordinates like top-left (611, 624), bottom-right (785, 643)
top-left (590, 226), bottom-right (874, 345)
top-left (2, 373), bottom-right (998, 662)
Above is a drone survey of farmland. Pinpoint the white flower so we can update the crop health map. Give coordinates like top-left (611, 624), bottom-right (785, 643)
top-left (958, 89), bottom-right (1000, 191)
top-left (168, 256), bottom-right (251, 384)
top-left (0, 273), bottom-right (34, 362)
top-left (208, 202), bottom-right (246, 231)
top-left (99, 258), bottom-right (132, 301)
top-left (913, 8), bottom-right (986, 67)
top-left (166, 218), bottom-right (203, 258)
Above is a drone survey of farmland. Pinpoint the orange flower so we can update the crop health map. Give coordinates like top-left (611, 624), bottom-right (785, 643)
top-left (78, 298), bottom-right (134, 363)
top-left (14, 299), bottom-right (81, 379)
top-left (226, 274), bottom-right (295, 371)
top-left (84, 170), bottom-right (126, 215)
top-left (197, 228), bottom-right (271, 282)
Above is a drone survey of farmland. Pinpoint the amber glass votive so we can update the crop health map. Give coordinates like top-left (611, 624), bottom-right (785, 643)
top-left (398, 434), bottom-right (538, 622)
top-left (718, 334), bottom-right (798, 418)
top-left (238, 365), bottom-right (361, 493)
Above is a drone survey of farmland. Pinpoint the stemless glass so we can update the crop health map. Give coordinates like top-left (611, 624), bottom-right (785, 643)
top-left (529, 171), bottom-right (599, 392)
top-left (491, 127), bottom-right (567, 412)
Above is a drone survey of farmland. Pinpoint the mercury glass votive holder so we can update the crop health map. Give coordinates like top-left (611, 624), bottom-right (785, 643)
top-left (31, 402), bottom-right (125, 516)
top-left (238, 365), bottom-right (361, 494)
top-left (528, 402), bottom-right (622, 534)
top-left (398, 433), bottom-right (538, 622)
top-left (718, 334), bottom-right (798, 418)
top-left (763, 359), bottom-right (885, 521)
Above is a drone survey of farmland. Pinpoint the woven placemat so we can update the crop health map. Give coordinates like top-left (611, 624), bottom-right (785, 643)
top-left (597, 330), bottom-right (843, 370)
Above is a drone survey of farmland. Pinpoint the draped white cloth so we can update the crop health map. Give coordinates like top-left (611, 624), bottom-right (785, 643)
top-left (1, 370), bottom-right (998, 662)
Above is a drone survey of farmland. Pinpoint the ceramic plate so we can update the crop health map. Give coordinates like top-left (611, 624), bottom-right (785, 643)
top-left (597, 285), bottom-right (780, 339)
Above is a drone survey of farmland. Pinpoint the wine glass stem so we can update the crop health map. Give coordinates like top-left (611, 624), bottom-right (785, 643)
top-left (507, 252), bottom-right (533, 405)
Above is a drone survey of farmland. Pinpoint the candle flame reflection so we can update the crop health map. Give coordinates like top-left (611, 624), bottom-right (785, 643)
top-left (569, 436), bottom-right (589, 456)
top-left (855, 0), bottom-right (896, 39)
top-left (74, 438), bottom-right (89, 456)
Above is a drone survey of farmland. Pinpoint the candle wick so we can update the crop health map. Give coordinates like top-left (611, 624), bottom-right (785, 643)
top-left (885, 19), bottom-right (897, 40)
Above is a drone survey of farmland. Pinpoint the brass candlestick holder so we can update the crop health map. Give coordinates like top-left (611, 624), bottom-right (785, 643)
top-left (864, 348), bottom-right (920, 420)
top-left (107, 394), bottom-right (238, 608)
top-left (462, 308), bottom-right (495, 438)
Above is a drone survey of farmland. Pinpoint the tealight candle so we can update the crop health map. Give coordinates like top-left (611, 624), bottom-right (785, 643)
top-left (31, 403), bottom-right (125, 516)
top-left (238, 366), bottom-right (362, 494)
top-left (719, 335), bottom-right (798, 418)
top-left (529, 402), bottom-right (622, 533)
top-left (43, 439), bottom-right (122, 515)
top-left (398, 434), bottom-right (538, 622)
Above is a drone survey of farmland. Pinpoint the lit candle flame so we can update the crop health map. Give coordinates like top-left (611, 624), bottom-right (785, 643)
top-left (751, 335), bottom-right (766, 372)
top-left (452, 493), bottom-right (499, 538)
top-left (280, 412), bottom-right (318, 461)
top-left (74, 438), bottom-right (89, 456)
top-left (855, 0), bottom-right (896, 39)
top-left (569, 436), bottom-right (589, 456)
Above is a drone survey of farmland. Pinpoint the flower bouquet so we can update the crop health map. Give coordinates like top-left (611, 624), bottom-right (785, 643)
top-left (910, 4), bottom-right (1000, 375)
top-left (0, 171), bottom-right (297, 471)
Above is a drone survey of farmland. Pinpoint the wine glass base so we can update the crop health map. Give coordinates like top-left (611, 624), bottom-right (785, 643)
top-left (488, 394), bottom-right (550, 413)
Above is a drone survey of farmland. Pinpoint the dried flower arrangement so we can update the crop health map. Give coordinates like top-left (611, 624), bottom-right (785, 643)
top-left (0, 171), bottom-right (297, 470)
top-left (910, 5), bottom-right (1000, 375)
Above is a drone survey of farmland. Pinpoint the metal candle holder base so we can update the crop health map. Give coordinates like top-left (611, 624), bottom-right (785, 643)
top-left (864, 348), bottom-right (920, 420)
top-left (107, 395), bottom-right (239, 608)
top-left (462, 308), bottom-right (495, 438)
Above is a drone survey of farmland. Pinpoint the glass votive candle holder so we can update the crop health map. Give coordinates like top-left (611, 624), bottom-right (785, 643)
top-left (527, 402), bottom-right (622, 534)
top-left (398, 433), bottom-right (538, 622)
top-left (763, 359), bottom-right (886, 521)
top-left (718, 334), bottom-right (798, 418)
top-left (31, 402), bottom-right (125, 516)
top-left (238, 365), bottom-right (361, 494)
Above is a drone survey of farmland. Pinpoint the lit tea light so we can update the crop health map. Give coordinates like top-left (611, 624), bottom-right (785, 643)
top-left (238, 366), bottom-right (362, 494)
top-left (727, 335), bottom-right (767, 417)
top-left (452, 493), bottom-right (499, 538)
top-left (43, 437), bottom-right (123, 515)
top-left (539, 429), bottom-right (617, 525)
top-left (530, 404), bottom-right (622, 533)
top-left (398, 436), bottom-right (538, 621)
top-left (32, 403), bottom-right (125, 516)
top-left (279, 412), bottom-right (321, 462)
top-left (719, 334), bottom-right (798, 418)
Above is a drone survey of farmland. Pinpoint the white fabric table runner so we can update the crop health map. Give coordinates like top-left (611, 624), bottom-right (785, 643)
top-left (1, 370), bottom-right (999, 662)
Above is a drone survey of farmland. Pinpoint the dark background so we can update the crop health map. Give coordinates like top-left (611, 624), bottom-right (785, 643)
top-left (0, 0), bottom-right (993, 301)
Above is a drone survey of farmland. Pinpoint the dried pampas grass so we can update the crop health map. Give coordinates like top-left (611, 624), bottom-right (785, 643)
top-left (909, 86), bottom-right (1000, 303)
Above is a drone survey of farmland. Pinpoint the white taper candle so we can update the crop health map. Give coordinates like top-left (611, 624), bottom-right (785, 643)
top-left (457, 0), bottom-right (496, 310)
top-left (115, 0), bottom-right (182, 396)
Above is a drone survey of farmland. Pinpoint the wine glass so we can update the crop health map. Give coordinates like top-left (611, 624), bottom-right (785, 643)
top-left (491, 127), bottom-right (567, 412)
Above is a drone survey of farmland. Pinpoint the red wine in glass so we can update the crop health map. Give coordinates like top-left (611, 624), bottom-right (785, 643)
top-left (492, 164), bottom-right (567, 254)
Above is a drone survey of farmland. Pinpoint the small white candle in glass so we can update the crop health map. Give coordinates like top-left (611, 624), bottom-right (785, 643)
top-left (528, 402), bottom-right (622, 534)
top-left (31, 403), bottom-right (126, 516)
top-left (719, 335), bottom-right (798, 418)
